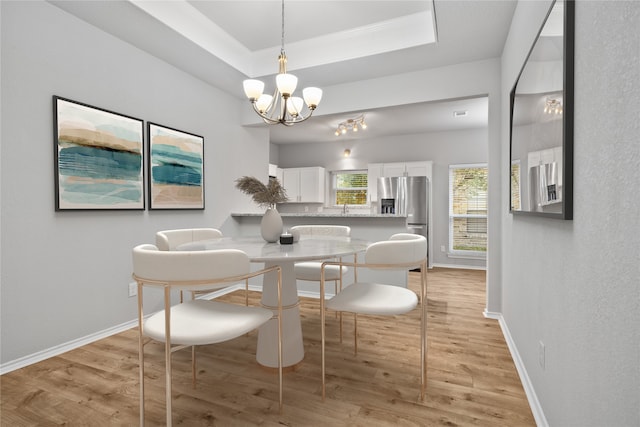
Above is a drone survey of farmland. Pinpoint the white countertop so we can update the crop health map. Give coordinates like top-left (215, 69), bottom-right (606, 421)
top-left (231, 212), bottom-right (406, 219)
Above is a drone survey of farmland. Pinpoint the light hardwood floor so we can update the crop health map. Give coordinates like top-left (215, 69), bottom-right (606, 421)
top-left (1, 268), bottom-right (535, 426)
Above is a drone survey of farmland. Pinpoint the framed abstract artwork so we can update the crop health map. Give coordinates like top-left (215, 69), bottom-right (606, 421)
top-left (147, 123), bottom-right (204, 210)
top-left (53, 96), bottom-right (145, 210)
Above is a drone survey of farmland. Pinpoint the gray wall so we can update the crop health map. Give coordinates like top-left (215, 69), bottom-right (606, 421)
top-left (1, 0), bottom-right (505, 367)
top-left (9, 3), bottom-right (637, 425)
top-left (0, 1), bottom-right (268, 365)
top-left (275, 127), bottom-right (488, 268)
top-left (501, 1), bottom-right (639, 425)
top-left (267, 55), bottom-right (505, 314)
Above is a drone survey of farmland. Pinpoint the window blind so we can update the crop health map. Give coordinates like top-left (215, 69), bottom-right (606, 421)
top-left (448, 164), bottom-right (488, 253)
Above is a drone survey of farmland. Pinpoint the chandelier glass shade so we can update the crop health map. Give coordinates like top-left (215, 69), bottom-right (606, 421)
top-left (242, 1), bottom-right (322, 126)
top-left (334, 115), bottom-right (367, 136)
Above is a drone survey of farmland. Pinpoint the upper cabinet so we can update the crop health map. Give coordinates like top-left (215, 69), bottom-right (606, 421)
top-left (282, 167), bottom-right (325, 203)
top-left (367, 163), bottom-right (383, 203)
top-left (368, 161), bottom-right (432, 202)
top-left (404, 161), bottom-right (432, 177)
top-left (382, 163), bottom-right (406, 177)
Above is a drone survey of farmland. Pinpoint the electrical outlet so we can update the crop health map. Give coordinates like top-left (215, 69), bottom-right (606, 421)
top-left (538, 341), bottom-right (546, 369)
top-left (128, 282), bottom-right (138, 298)
top-left (441, 245), bottom-right (446, 252)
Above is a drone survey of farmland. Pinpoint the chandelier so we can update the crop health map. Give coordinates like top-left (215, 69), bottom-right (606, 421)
top-left (334, 115), bottom-right (367, 136)
top-left (242, 0), bottom-right (322, 126)
top-left (544, 97), bottom-right (563, 115)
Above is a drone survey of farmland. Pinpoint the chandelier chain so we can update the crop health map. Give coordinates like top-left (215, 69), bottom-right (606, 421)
top-left (241, 0), bottom-right (322, 126)
top-left (280, 0), bottom-right (285, 54)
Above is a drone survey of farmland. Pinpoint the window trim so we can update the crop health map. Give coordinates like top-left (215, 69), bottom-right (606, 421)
top-left (331, 169), bottom-right (369, 207)
top-left (448, 163), bottom-right (488, 258)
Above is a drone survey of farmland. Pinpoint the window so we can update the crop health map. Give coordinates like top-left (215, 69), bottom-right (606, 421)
top-left (511, 160), bottom-right (521, 211)
top-left (449, 164), bottom-right (488, 255)
top-left (333, 170), bottom-right (368, 206)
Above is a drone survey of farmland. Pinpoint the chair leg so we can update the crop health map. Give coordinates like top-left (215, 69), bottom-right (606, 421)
top-left (338, 273), bottom-right (343, 341)
top-left (276, 268), bottom-right (283, 413)
top-left (420, 260), bottom-right (427, 400)
top-left (353, 313), bottom-right (358, 356)
top-left (164, 287), bottom-right (173, 427)
top-left (137, 283), bottom-right (145, 427)
top-left (245, 279), bottom-right (251, 337)
top-left (334, 281), bottom-right (339, 319)
top-left (320, 271), bottom-right (327, 401)
top-left (192, 346), bottom-right (196, 388)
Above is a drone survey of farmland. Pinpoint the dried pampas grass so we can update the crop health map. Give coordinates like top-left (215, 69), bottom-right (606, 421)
top-left (235, 176), bottom-right (288, 208)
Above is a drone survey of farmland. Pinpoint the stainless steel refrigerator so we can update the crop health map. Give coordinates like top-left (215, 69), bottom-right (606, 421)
top-left (377, 176), bottom-right (429, 253)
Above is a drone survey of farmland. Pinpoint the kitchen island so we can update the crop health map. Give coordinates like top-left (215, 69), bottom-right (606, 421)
top-left (230, 211), bottom-right (408, 242)
top-left (230, 211), bottom-right (411, 292)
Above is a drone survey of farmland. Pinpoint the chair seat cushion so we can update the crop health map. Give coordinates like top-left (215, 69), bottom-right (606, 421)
top-left (144, 300), bottom-right (272, 346)
top-left (326, 282), bottom-right (418, 315)
top-left (295, 262), bottom-right (348, 281)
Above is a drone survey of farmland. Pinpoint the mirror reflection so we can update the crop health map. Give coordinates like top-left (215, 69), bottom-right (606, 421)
top-left (510, 0), bottom-right (572, 218)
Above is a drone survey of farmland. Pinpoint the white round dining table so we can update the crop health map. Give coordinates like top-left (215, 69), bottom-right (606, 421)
top-left (177, 236), bottom-right (369, 368)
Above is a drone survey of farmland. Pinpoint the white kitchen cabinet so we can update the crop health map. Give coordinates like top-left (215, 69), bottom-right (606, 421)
top-left (282, 167), bottom-right (325, 203)
top-left (383, 161), bottom-right (431, 177)
top-left (405, 161), bottom-right (432, 177)
top-left (382, 163), bottom-right (407, 177)
top-left (367, 163), bottom-right (383, 202)
top-left (368, 161), bottom-right (432, 202)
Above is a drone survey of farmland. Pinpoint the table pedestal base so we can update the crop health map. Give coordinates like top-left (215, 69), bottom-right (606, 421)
top-left (256, 261), bottom-right (304, 368)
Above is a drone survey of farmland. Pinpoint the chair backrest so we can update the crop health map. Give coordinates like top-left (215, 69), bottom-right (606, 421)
top-left (155, 228), bottom-right (223, 251)
top-left (290, 225), bottom-right (351, 238)
top-left (365, 233), bottom-right (427, 268)
top-left (132, 244), bottom-right (249, 286)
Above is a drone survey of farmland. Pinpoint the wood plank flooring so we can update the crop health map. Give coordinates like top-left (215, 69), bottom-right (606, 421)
top-left (1, 268), bottom-right (535, 426)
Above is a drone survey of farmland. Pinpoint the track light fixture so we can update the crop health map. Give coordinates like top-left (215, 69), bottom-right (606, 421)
top-left (334, 115), bottom-right (367, 136)
top-left (544, 97), bottom-right (563, 115)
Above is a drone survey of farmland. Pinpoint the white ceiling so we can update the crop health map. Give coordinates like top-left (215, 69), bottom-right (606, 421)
top-left (49, 0), bottom-right (517, 144)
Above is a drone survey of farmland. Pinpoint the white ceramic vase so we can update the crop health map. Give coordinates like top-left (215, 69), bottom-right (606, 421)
top-left (261, 207), bottom-right (283, 243)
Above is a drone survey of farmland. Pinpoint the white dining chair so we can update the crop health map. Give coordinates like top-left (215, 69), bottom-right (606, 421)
top-left (155, 228), bottom-right (251, 305)
top-left (132, 244), bottom-right (283, 426)
top-left (319, 233), bottom-right (428, 401)
top-left (155, 228), bottom-right (223, 251)
top-left (289, 225), bottom-right (351, 297)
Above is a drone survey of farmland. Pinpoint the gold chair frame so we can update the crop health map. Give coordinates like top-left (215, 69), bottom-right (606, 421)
top-left (133, 265), bottom-right (283, 426)
top-left (319, 258), bottom-right (427, 401)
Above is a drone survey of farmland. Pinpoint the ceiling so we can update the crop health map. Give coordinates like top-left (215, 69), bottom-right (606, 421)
top-left (49, 0), bottom-right (518, 144)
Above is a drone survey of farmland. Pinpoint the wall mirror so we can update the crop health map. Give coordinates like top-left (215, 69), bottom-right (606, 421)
top-left (509, 0), bottom-right (574, 219)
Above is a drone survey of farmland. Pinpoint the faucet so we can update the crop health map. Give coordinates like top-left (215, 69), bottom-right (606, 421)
top-left (343, 203), bottom-right (349, 214)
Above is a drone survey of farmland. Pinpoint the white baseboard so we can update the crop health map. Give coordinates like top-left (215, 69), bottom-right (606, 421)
top-left (432, 263), bottom-right (486, 271)
top-left (0, 319), bottom-right (138, 375)
top-left (483, 309), bottom-right (501, 319)
top-left (491, 312), bottom-right (548, 427)
top-left (2, 282), bottom-right (547, 427)
top-left (0, 285), bottom-right (242, 375)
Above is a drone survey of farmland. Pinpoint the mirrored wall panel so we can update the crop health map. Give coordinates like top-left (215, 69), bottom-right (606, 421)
top-left (510, 0), bottom-right (574, 219)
